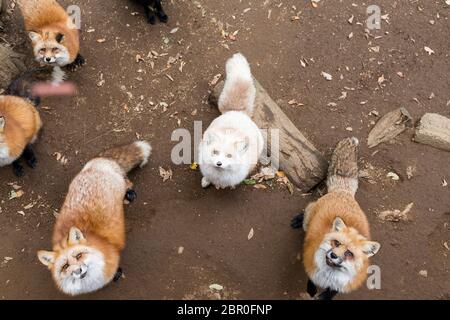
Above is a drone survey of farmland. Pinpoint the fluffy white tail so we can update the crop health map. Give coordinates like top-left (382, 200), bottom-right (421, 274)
top-left (218, 53), bottom-right (256, 116)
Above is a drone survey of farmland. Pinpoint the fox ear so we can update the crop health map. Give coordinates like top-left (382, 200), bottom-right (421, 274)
top-left (55, 33), bottom-right (65, 43)
top-left (68, 227), bottom-right (86, 245)
top-left (37, 251), bottom-right (56, 266)
top-left (362, 241), bottom-right (381, 257)
top-left (235, 137), bottom-right (250, 153)
top-left (28, 31), bottom-right (42, 42)
top-left (205, 133), bottom-right (219, 145)
top-left (332, 217), bottom-right (346, 232)
top-left (0, 117), bottom-right (5, 131)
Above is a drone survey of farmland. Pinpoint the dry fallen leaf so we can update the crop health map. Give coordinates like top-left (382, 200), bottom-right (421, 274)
top-left (247, 228), bottom-right (254, 240)
top-left (209, 284), bottom-right (224, 291)
top-left (424, 46), bottom-right (435, 55)
top-left (321, 71), bottom-right (333, 81)
top-left (210, 74), bottom-right (222, 86)
top-left (378, 203), bottom-right (414, 222)
top-left (159, 167), bottom-right (173, 182)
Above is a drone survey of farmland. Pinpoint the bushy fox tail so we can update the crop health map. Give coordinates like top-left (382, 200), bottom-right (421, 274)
top-left (218, 53), bottom-right (256, 116)
top-left (100, 141), bottom-right (152, 174)
top-left (327, 137), bottom-right (359, 196)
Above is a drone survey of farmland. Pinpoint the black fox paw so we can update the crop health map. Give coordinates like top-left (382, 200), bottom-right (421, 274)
top-left (26, 156), bottom-right (37, 169)
top-left (157, 13), bottom-right (168, 23)
top-left (148, 15), bottom-right (156, 24)
top-left (13, 161), bottom-right (24, 177)
top-left (125, 189), bottom-right (137, 202)
top-left (67, 54), bottom-right (85, 71)
top-left (113, 267), bottom-right (123, 282)
top-left (291, 212), bottom-right (304, 229)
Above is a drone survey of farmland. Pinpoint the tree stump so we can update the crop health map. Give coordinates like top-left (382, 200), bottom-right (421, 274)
top-left (210, 79), bottom-right (328, 192)
top-left (0, 44), bottom-right (26, 90)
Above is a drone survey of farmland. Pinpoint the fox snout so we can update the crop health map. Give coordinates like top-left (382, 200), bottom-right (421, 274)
top-left (326, 249), bottom-right (343, 268)
top-left (72, 265), bottom-right (88, 279)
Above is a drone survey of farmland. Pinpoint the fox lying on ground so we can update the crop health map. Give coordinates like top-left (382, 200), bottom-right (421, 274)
top-left (37, 141), bottom-right (151, 296)
top-left (292, 137), bottom-right (381, 300)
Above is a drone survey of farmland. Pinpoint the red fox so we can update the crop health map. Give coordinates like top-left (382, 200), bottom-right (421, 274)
top-left (37, 141), bottom-right (152, 296)
top-left (292, 137), bottom-right (381, 300)
top-left (0, 95), bottom-right (42, 176)
top-left (18, 0), bottom-right (85, 69)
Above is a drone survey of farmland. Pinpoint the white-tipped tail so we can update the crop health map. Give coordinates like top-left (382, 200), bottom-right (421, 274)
top-left (218, 53), bottom-right (256, 116)
top-left (135, 141), bottom-right (152, 167)
top-left (225, 53), bottom-right (253, 82)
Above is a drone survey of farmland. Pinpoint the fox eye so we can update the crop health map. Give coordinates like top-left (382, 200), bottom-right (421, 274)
top-left (52, 48), bottom-right (60, 53)
top-left (76, 253), bottom-right (83, 260)
top-left (212, 150), bottom-right (219, 155)
top-left (345, 250), bottom-right (354, 258)
top-left (61, 263), bottom-right (69, 272)
top-left (39, 48), bottom-right (46, 54)
top-left (332, 240), bottom-right (341, 247)
top-left (226, 154), bottom-right (232, 158)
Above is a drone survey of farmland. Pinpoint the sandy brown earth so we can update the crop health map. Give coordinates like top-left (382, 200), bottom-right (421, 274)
top-left (0, 0), bottom-right (449, 300)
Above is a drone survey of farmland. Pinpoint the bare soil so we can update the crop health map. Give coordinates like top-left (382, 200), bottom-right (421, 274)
top-left (0, 0), bottom-right (449, 300)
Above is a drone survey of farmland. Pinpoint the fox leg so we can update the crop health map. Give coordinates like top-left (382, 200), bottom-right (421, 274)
top-left (291, 211), bottom-right (304, 229)
top-left (113, 267), bottom-right (123, 282)
top-left (302, 202), bottom-right (316, 232)
top-left (67, 54), bottom-right (85, 71)
top-left (12, 160), bottom-right (24, 177)
top-left (154, 0), bottom-right (168, 23)
top-left (144, 5), bottom-right (156, 24)
top-left (201, 177), bottom-right (211, 188)
top-left (22, 144), bottom-right (37, 168)
top-left (316, 288), bottom-right (338, 300)
top-left (307, 279), bottom-right (318, 297)
top-left (124, 178), bottom-right (137, 202)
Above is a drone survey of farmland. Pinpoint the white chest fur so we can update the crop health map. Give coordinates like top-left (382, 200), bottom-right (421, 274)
top-left (0, 145), bottom-right (17, 167)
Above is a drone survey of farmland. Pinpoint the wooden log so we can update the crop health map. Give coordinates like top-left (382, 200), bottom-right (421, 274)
top-left (210, 80), bottom-right (328, 191)
top-left (414, 113), bottom-right (450, 152)
top-left (0, 44), bottom-right (26, 90)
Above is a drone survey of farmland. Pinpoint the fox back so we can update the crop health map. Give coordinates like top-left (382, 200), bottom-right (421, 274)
top-left (18, 0), bottom-right (80, 66)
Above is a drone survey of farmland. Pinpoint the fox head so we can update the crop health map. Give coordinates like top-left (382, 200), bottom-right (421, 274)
top-left (314, 217), bottom-right (380, 290)
top-left (28, 31), bottom-right (71, 66)
top-left (37, 227), bottom-right (118, 296)
top-left (200, 130), bottom-right (258, 169)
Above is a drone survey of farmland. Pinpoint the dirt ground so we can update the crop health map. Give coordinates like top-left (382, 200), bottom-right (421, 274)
top-left (0, 0), bottom-right (449, 300)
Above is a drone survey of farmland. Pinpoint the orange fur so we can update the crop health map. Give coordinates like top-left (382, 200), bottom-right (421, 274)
top-left (0, 95), bottom-right (41, 157)
top-left (18, 0), bottom-right (80, 63)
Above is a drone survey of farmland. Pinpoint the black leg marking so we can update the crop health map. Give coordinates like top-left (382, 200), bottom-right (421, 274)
top-left (307, 279), bottom-right (318, 297)
top-left (316, 288), bottom-right (338, 300)
top-left (67, 53), bottom-right (85, 71)
top-left (125, 189), bottom-right (137, 202)
top-left (23, 144), bottom-right (37, 168)
top-left (291, 212), bottom-right (304, 229)
top-left (145, 6), bottom-right (156, 24)
top-left (113, 267), bottom-right (123, 282)
top-left (154, 0), bottom-right (168, 23)
top-left (12, 160), bottom-right (24, 177)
